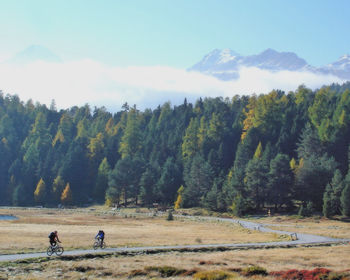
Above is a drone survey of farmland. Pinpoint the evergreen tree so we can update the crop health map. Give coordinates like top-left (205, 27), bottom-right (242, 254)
top-left (139, 163), bottom-right (160, 206)
top-left (107, 156), bottom-right (145, 206)
top-left (245, 143), bottom-right (269, 210)
top-left (157, 157), bottom-right (182, 205)
top-left (52, 175), bottom-right (65, 204)
top-left (119, 108), bottom-right (142, 158)
top-left (182, 117), bottom-right (199, 160)
top-left (323, 185), bottom-right (333, 218)
top-left (230, 194), bottom-right (246, 217)
top-left (183, 155), bottom-right (214, 207)
top-left (61, 183), bottom-right (73, 205)
top-left (34, 178), bottom-right (46, 204)
top-left (322, 169), bottom-right (344, 217)
top-left (341, 183), bottom-right (350, 217)
top-left (267, 154), bottom-right (293, 211)
top-left (94, 158), bottom-right (111, 203)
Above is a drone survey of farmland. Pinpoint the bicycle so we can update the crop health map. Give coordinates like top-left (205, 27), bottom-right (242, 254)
top-left (93, 238), bottom-right (106, 250)
top-left (47, 244), bottom-right (64, 256)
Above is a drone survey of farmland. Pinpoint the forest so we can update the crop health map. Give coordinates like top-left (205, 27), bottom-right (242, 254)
top-left (1, 82), bottom-right (350, 218)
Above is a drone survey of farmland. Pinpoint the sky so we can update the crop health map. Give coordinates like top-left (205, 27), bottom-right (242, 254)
top-left (0, 0), bottom-right (349, 111)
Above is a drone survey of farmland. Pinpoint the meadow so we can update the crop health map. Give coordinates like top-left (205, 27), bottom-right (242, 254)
top-left (0, 207), bottom-right (284, 254)
top-left (1, 208), bottom-right (350, 280)
top-left (251, 215), bottom-right (350, 239)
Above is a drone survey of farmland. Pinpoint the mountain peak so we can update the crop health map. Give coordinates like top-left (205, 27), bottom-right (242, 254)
top-left (189, 48), bottom-right (240, 73)
top-left (339, 54), bottom-right (350, 60)
top-left (189, 48), bottom-right (311, 79)
top-left (261, 48), bottom-right (278, 54)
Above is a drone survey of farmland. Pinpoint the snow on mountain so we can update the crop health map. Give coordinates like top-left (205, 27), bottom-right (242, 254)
top-left (242, 48), bottom-right (308, 71)
top-left (318, 54), bottom-right (350, 80)
top-left (4, 45), bottom-right (62, 64)
top-left (189, 48), bottom-right (350, 81)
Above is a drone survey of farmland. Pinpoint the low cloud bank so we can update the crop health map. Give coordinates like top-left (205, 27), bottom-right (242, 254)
top-left (0, 59), bottom-right (345, 112)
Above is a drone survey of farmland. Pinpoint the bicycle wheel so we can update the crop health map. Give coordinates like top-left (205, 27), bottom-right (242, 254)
top-left (55, 246), bottom-right (64, 256)
top-left (101, 242), bottom-right (106, 249)
top-left (46, 246), bottom-right (53, 256)
top-left (93, 241), bottom-right (99, 250)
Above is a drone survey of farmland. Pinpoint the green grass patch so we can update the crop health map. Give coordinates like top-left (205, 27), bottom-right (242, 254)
top-left (193, 270), bottom-right (236, 280)
top-left (145, 265), bottom-right (186, 277)
top-left (242, 265), bottom-right (267, 276)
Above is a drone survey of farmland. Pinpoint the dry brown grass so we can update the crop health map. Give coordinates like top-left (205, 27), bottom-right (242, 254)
top-left (252, 215), bottom-right (350, 239)
top-left (0, 208), bottom-right (284, 254)
top-left (1, 244), bottom-right (349, 279)
top-left (2, 209), bottom-right (350, 279)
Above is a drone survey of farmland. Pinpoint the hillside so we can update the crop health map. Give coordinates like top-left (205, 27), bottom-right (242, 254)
top-left (1, 82), bottom-right (350, 217)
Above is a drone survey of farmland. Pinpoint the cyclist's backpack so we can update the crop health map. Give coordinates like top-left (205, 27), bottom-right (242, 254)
top-left (49, 232), bottom-right (55, 239)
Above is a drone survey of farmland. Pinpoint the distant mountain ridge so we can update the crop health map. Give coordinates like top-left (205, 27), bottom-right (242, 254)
top-left (189, 48), bottom-right (350, 81)
top-left (4, 45), bottom-right (62, 64)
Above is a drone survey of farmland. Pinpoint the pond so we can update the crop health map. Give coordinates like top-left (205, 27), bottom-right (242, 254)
top-left (0, 215), bottom-right (18, 220)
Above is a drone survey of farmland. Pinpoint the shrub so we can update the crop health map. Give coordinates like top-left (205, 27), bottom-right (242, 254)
top-left (73, 265), bottom-right (94, 272)
top-left (166, 210), bottom-right (174, 221)
top-left (270, 268), bottom-right (332, 280)
top-left (128, 269), bottom-right (147, 277)
top-left (195, 237), bottom-right (202, 243)
top-left (193, 270), bottom-right (234, 280)
top-left (242, 266), bottom-right (267, 276)
top-left (145, 266), bottom-right (185, 277)
top-left (327, 272), bottom-right (349, 280)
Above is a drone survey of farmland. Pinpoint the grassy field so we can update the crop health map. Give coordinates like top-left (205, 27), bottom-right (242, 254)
top-left (249, 215), bottom-right (350, 239)
top-left (1, 208), bottom-right (350, 279)
top-left (1, 244), bottom-right (350, 279)
top-left (0, 207), bottom-right (286, 254)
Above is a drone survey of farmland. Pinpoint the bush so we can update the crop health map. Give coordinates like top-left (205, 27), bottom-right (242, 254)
top-left (270, 268), bottom-right (332, 280)
top-left (193, 270), bottom-right (234, 280)
top-left (242, 266), bottom-right (267, 276)
top-left (299, 201), bottom-right (314, 217)
top-left (145, 266), bottom-right (185, 277)
top-left (166, 210), bottom-right (174, 221)
top-left (128, 269), bottom-right (147, 277)
top-left (195, 237), bottom-right (202, 243)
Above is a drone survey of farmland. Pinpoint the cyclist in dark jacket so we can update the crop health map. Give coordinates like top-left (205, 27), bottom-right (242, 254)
top-left (95, 230), bottom-right (105, 248)
top-left (49, 231), bottom-right (61, 247)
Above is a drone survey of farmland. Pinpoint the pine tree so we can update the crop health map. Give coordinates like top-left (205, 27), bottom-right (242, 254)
top-left (267, 154), bottom-right (293, 211)
top-left (157, 157), bottom-right (182, 205)
top-left (182, 118), bottom-right (199, 160)
top-left (323, 185), bottom-right (333, 218)
top-left (183, 155), bottom-right (214, 207)
top-left (61, 183), bottom-right (73, 205)
top-left (230, 194), bottom-right (246, 217)
top-left (34, 178), bottom-right (46, 204)
top-left (139, 164), bottom-right (160, 206)
top-left (119, 108), bottom-right (142, 158)
top-left (341, 183), bottom-right (350, 217)
top-left (52, 175), bottom-right (65, 203)
top-left (94, 158), bottom-right (111, 203)
top-left (174, 185), bottom-right (184, 210)
top-left (245, 143), bottom-right (269, 210)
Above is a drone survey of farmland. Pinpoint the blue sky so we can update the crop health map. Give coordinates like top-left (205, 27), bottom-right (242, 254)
top-left (0, 0), bottom-right (349, 67)
top-left (0, 0), bottom-right (348, 111)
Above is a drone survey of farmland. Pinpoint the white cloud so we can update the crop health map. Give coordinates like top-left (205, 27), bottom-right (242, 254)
top-left (0, 59), bottom-right (345, 112)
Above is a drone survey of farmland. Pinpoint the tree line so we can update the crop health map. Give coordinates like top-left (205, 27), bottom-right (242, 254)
top-left (1, 82), bottom-right (350, 217)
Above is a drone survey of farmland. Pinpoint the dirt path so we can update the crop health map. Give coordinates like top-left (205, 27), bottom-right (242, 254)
top-left (0, 216), bottom-right (348, 262)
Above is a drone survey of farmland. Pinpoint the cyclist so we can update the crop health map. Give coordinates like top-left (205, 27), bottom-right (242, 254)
top-left (95, 230), bottom-right (105, 248)
top-left (49, 230), bottom-right (61, 247)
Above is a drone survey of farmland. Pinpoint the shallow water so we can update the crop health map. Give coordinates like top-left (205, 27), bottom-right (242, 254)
top-left (0, 215), bottom-right (18, 220)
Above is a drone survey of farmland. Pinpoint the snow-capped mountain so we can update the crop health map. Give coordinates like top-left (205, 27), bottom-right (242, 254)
top-left (4, 45), bottom-right (62, 64)
top-left (189, 48), bottom-right (350, 81)
top-left (318, 54), bottom-right (350, 80)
